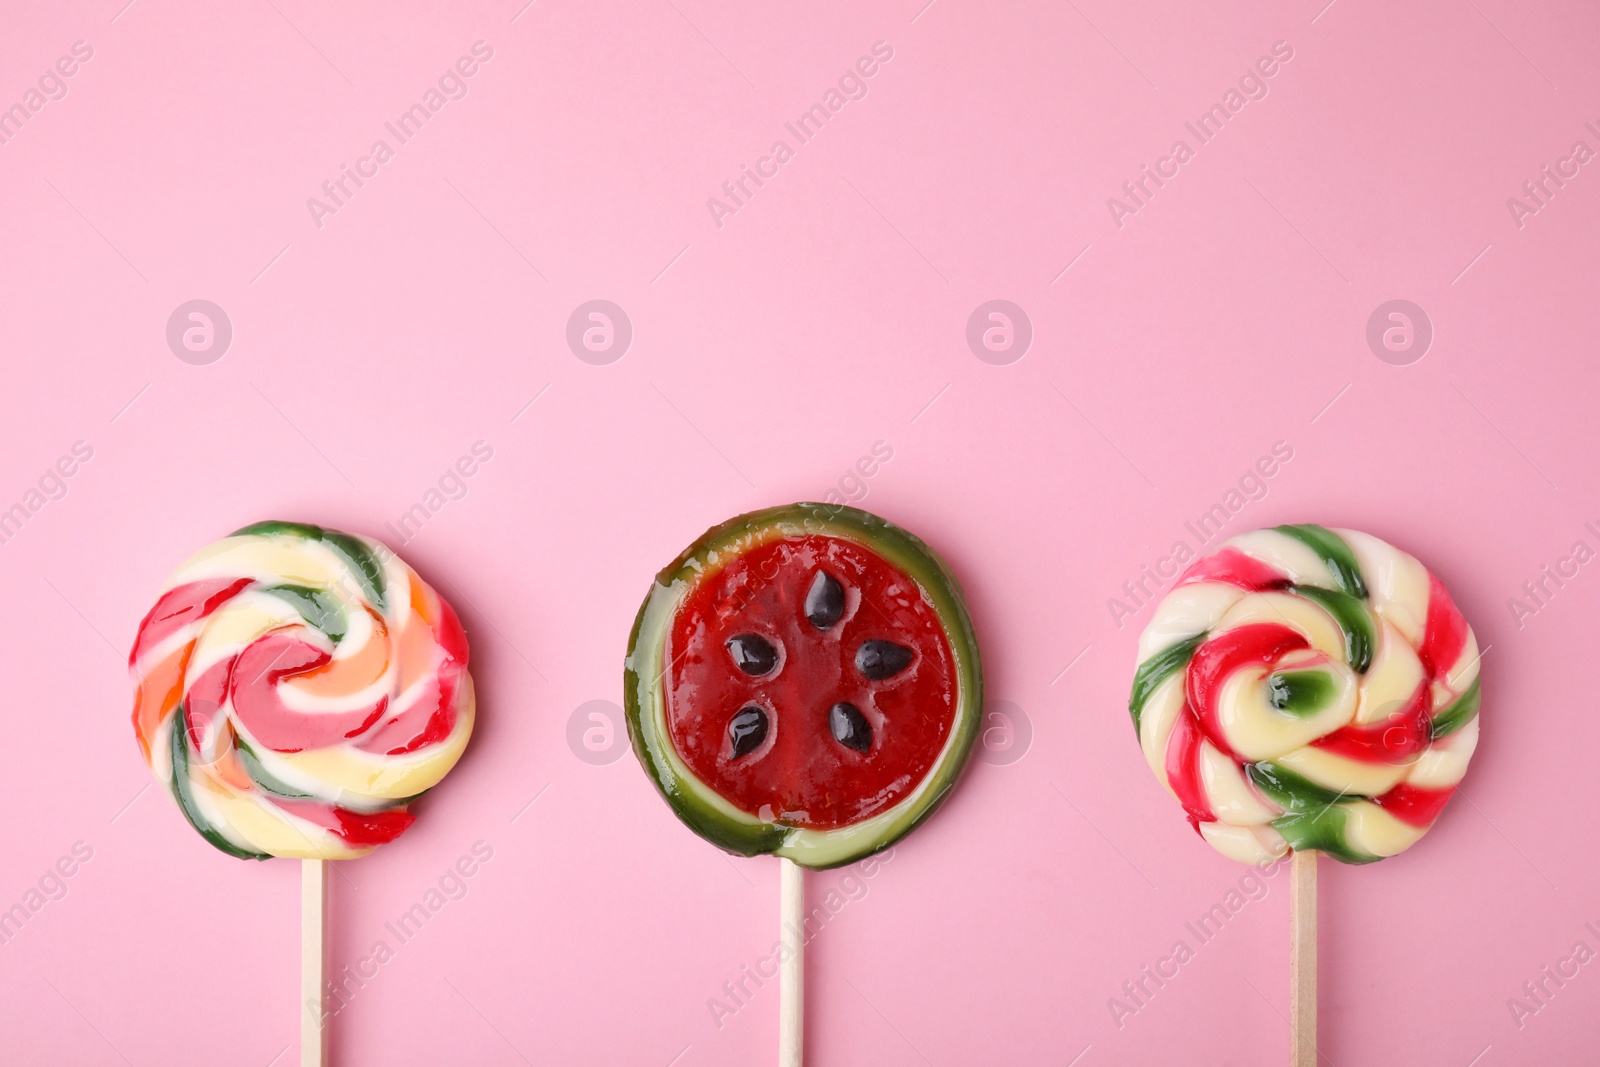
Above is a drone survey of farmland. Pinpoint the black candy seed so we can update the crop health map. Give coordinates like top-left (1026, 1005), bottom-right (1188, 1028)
top-left (728, 706), bottom-right (769, 759)
top-left (829, 702), bottom-right (872, 753)
top-left (726, 633), bottom-right (778, 676)
top-left (855, 640), bottom-right (913, 680)
top-left (805, 571), bottom-right (845, 629)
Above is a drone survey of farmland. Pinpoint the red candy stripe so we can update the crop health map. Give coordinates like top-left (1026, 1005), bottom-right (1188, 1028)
top-left (229, 634), bottom-right (388, 752)
top-left (1312, 682), bottom-right (1432, 763)
top-left (1164, 710), bottom-right (1215, 826)
top-left (355, 674), bottom-right (459, 756)
top-left (129, 577), bottom-right (251, 665)
top-left (1175, 547), bottom-right (1289, 593)
top-left (275, 797), bottom-right (417, 847)
top-left (1186, 623), bottom-right (1310, 758)
top-left (1419, 572), bottom-right (1469, 681)
top-left (1372, 782), bottom-right (1457, 828)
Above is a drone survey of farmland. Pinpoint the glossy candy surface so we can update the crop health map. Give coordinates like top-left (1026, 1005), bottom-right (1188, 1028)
top-left (666, 533), bottom-right (957, 829)
top-left (1129, 525), bottom-right (1481, 865)
top-left (627, 504), bottom-right (982, 869)
top-left (130, 521), bottom-right (474, 860)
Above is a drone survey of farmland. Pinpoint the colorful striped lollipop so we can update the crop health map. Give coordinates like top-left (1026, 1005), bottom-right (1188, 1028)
top-left (1129, 524), bottom-right (1480, 864)
top-left (129, 520), bottom-right (475, 1065)
top-left (131, 520), bottom-right (474, 859)
top-left (1128, 524), bottom-right (1481, 1064)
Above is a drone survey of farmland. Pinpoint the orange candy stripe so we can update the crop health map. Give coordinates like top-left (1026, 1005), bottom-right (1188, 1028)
top-left (131, 646), bottom-right (190, 760)
top-left (286, 609), bottom-right (391, 699)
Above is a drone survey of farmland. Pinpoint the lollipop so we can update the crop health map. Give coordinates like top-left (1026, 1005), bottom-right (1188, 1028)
top-left (1128, 524), bottom-right (1480, 1064)
top-left (130, 520), bottom-right (474, 1065)
top-left (626, 503), bottom-right (982, 1065)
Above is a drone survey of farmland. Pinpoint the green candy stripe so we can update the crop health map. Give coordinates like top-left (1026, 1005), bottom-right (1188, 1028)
top-left (236, 738), bottom-right (418, 809)
top-left (1266, 669), bottom-right (1338, 717)
top-left (1430, 675), bottom-right (1482, 740)
top-left (260, 585), bottom-right (347, 643)
top-left (169, 707), bottom-right (271, 861)
top-left (1270, 804), bottom-right (1381, 864)
top-left (234, 738), bottom-right (315, 799)
top-left (321, 530), bottom-right (388, 613)
top-left (1128, 634), bottom-right (1204, 733)
top-left (1247, 761), bottom-right (1363, 810)
top-left (1292, 584), bottom-right (1375, 674)
top-left (1275, 524), bottom-right (1368, 599)
top-left (231, 519), bottom-right (324, 540)
top-left (1248, 762), bottom-right (1380, 864)
top-left (231, 520), bottom-right (388, 614)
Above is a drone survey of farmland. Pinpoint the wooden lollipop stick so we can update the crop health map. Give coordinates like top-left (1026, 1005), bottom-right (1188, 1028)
top-left (1289, 850), bottom-right (1317, 1067)
top-left (779, 858), bottom-right (804, 1067)
top-left (302, 859), bottom-right (329, 1067)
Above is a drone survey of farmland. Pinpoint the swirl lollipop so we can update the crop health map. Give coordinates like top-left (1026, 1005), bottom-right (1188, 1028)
top-left (1128, 524), bottom-right (1480, 1064)
top-left (626, 503), bottom-right (983, 1067)
top-left (130, 520), bottom-right (474, 1064)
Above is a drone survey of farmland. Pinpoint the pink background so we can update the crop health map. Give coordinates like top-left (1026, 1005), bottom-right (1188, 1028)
top-left (1, 0), bottom-right (1596, 1063)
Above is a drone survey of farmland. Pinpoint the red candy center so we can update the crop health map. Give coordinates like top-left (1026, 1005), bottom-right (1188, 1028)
top-left (665, 534), bottom-right (957, 829)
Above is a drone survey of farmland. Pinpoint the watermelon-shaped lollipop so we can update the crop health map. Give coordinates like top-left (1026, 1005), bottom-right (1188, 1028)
top-left (1128, 525), bottom-right (1480, 1065)
top-left (625, 503), bottom-right (982, 1063)
top-left (130, 521), bottom-right (475, 1066)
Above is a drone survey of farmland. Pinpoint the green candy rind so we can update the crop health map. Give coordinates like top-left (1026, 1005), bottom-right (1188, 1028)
top-left (1128, 633), bottom-right (1204, 734)
top-left (169, 707), bottom-right (271, 861)
top-left (260, 584), bottom-right (347, 643)
top-left (231, 520), bottom-right (388, 613)
top-left (1275, 524), bottom-right (1368, 599)
top-left (1291, 583), bottom-right (1375, 674)
top-left (1430, 675), bottom-right (1482, 740)
top-left (624, 503), bottom-right (983, 871)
